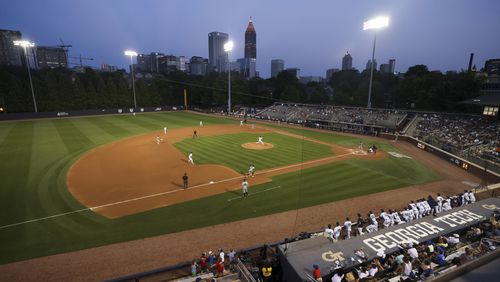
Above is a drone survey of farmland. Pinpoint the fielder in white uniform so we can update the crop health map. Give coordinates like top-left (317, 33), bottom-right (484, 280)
top-left (333, 222), bottom-right (342, 241)
top-left (163, 127), bottom-right (167, 135)
top-left (256, 136), bottom-right (264, 145)
top-left (324, 224), bottom-right (334, 242)
top-left (188, 152), bottom-right (194, 164)
top-left (469, 191), bottom-right (476, 203)
top-left (199, 121), bottom-right (203, 126)
top-left (240, 120), bottom-right (244, 126)
top-left (248, 164), bottom-right (256, 177)
top-left (344, 217), bottom-right (352, 239)
top-left (436, 193), bottom-right (444, 213)
top-left (242, 178), bottom-right (249, 197)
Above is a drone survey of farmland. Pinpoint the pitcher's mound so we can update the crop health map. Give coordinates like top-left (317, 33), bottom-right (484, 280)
top-left (241, 142), bottom-right (274, 150)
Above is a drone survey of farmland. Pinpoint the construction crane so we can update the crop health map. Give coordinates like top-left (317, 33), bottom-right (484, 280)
top-left (68, 54), bottom-right (94, 68)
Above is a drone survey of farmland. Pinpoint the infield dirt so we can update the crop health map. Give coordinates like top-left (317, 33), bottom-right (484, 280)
top-left (67, 124), bottom-right (386, 218)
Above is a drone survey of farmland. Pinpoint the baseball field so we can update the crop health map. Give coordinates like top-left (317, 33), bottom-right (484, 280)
top-left (0, 111), bottom-right (445, 266)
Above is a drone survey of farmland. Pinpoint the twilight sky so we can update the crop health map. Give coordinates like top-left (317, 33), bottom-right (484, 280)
top-left (1, 0), bottom-right (499, 78)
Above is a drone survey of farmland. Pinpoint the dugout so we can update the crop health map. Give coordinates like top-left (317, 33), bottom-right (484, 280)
top-left (277, 198), bottom-right (500, 282)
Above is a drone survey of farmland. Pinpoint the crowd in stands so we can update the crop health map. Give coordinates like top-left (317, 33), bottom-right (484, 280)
top-left (413, 113), bottom-right (500, 162)
top-left (256, 103), bottom-right (406, 129)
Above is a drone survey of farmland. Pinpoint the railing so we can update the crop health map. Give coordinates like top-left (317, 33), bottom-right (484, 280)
top-left (235, 258), bottom-right (257, 282)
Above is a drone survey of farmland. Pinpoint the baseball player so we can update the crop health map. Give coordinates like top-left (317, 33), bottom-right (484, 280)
top-left (369, 211), bottom-right (378, 231)
top-left (423, 199), bottom-right (432, 216)
top-left (182, 173), bottom-right (188, 189)
top-left (409, 201), bottom-right (419, 219)
top-left (256, 136), bottom-right (264, 145)
top-left (333, 222), bottom-right (342, 241)
top-left (199, 121), bottom-right (203, 126)
top-left (344, 217), bottom-right (352, 239)
top-left (436, 193), bottom-right (443, 213)
top-left (407, 205), bottom-right (415, 221)
top-left (240, 120), bottom-right (244, 126)
top-left (365, 213), bottom-right (377, 233)
top-left (155, 135), bottom-right (161, 145)
top-left (469, 190), bottom-right (476, 203)
top-left (188, 152), bottom-right (194, 164)
top-left (417, 200), bottom-right (426, 218)
top-left (324, 224), bottom-right (334, 242)
top-left (242, 178), bottom-right (249, 197)
top-left (164, 126), bottom-right (168, 135)
top-left (356, 213), bottom-right (365, 236)
top-left (379, 209), bottom-right (391, 228)
top-left (248, 164), bottom-right (256, 177)
top-left (443, 197), bottom-right (452, 211)
top-left (193, 130), bottom-right (198, 138)
top-left (463, 190), bottom-right (471, 205)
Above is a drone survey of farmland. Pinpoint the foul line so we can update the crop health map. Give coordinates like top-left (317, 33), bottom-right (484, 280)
top-left (227, 186), bottom-right (281, 202)
top-left (0, 151), bottom-right (355, 230)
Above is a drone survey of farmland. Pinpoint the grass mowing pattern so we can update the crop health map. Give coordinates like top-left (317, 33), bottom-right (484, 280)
top-left (174, 133), bottom-right (333, 173)
top-left (0, 113), bottom-right (439, 264)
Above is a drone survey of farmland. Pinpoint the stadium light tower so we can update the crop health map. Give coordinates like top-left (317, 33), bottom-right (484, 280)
top-left (224, 41), bottom-right (234, 114)
top-left (124, 50), bottom-right (138, 109)
top-left (363, 16), bottom-right (389, 109)
top-left (14, 40), bottom-right (37, 112)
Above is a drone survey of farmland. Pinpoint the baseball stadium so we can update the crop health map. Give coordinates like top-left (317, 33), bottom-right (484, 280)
top-left (0, 105), bottom-right (499, 281)
top-left (1, 2), bottom-right (500, 281)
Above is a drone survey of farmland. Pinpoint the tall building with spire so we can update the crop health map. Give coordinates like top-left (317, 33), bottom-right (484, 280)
top-left (240, 18), bottom-right (257, 78)
top-left (245, 18), bottom-right (256, 59)
top-left (342, 52), bottom-right (353, 70)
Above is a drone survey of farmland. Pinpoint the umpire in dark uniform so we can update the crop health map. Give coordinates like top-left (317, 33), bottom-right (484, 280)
top-left (182, 173), bottom-right (188, 189)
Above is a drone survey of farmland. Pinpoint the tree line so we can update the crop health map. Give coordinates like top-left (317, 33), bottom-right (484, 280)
top-left (0, 64), bottom-right (483, 113)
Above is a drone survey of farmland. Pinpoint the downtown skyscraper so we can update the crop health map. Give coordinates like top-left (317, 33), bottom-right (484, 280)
top-left (208, 32), bottom-right (229, 72)
top-left (240, 18), bottom-right (257, 78)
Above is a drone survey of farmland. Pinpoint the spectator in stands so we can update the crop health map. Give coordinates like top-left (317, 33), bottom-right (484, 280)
top-left (401, 256), bottom-right (416, 281)
top-left (261, 261), bottom-right (272, 281)
top-left (227, 249), bottom-right (236, 271)
top-left (312, 264), bottom-right (322, 282)
top-left (419, 259), bottom-right (433, 280)
top-left (433, 249), bottom-right (447, 267)
top-left (219, 248), bottom-right (225, 263)
top-left (447, 234), bottom-right (460, 245)
top-left (200, 253), bottom-right (208, 273)
top-left (331, 268), bottom-right (344, 282)
top-left (214, 258), bottom-right (225, 277)
top-left (191, 259), bottom-right (198, 277)
top-left (208, 251), bottom-right (215, 268)
top-left (407, 244), bottom-right (419, 260)
top-left (368, 263), bottom-right (378, 277)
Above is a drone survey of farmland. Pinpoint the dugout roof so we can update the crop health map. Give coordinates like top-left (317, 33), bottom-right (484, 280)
top-left (277, 197), bottom-right (500, 282)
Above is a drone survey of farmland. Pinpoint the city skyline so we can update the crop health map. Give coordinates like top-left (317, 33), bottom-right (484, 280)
top-left (1, 0), bottom-right (499, 78)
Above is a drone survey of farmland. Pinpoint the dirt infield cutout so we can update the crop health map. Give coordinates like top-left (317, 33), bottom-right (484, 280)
top-left (241, 142), bottom-right (274, 150)
top-left (67, 124), bottom-right (387, 219)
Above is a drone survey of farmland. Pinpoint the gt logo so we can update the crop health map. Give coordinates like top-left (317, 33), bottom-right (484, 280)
top-left (322, 251), bottom-right (345, 262)
top-left (482, 204), bottom-right (498, 210)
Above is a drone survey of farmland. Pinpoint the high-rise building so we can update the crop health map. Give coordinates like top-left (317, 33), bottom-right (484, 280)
top-left (380, 63), bottom-right (390, 73)
top-left (158, 55), bottom-right (178, 73)
top-left (388, 59), bottom-right (396, 73)
top-left (0, 29), bottom-right (22, 66)
top-left (325, 68), bottom-right (340, 81)
top-left (285, 68), bottom-right (300, 79)
top-left (189, 56), bottom-right (208, 76)
top-left (244, 18), bottom-right (256, 59)
top-left (137, 52), bottom-right (165, 73)
top-left (485, 58), bottom-right (500, 76)
top-left (36, 46), bottom-right (68, 69)
top-left (365, 59), bottom-right (377, 71)
top-left (237, 57), bottom-right (256, 78)
top-left (271, 59), bottom-right (284, 78)
top-left (208, 32), bottom-right (229, 72)
top-left (342, 52), bottom-right (352, 70)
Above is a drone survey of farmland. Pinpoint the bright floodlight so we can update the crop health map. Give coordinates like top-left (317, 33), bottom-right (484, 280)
top-left (363, 16), bottom-right (389, 30)
top-left (224, 41), bottom-right (234, 52)
top-left (124, 50), bottom-right (138, 57)
top-left (13, 40), bottom-right (35, 48)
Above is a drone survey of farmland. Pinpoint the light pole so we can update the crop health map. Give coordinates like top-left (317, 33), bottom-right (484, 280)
top-left (124, 50), bottom-right (138, 109)
top-left (14, 40), bottom-right (37, 112)
top-left (363, 16), bottom-right (389, 109)
top-left (224, 41), bottom-right (234, 114)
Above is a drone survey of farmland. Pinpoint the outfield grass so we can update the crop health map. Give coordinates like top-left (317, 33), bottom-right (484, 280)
top-left (174, 132), bottom-right (333, 173)
top-left (0, 113), bottom-right (440, 264)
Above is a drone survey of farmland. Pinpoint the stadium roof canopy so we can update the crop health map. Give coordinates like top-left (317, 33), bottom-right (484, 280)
top-left (459, 93), bottom-right (500, 106)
